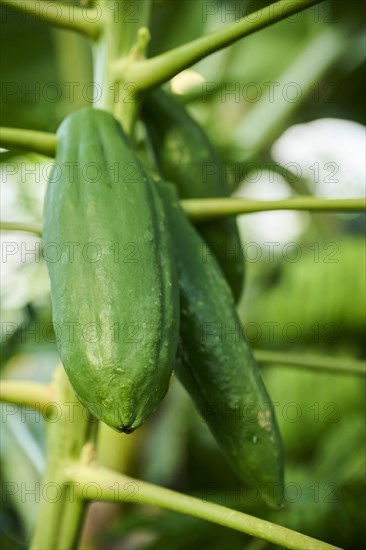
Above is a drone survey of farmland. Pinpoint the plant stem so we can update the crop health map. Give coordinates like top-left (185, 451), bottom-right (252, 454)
top-left (0, 126), bottom-right (56, 156)
top-left (30, 366), bottom-right (98, 549)
top-left (107, 0), bottom-right (152, 59)
top-left (0, 0), bottom-right (102, 39)
top-left (68, 464), bottom-right (342, 550)
top-left (182, 197), bottom-right (366, 221)
top-left (97, 422), bottom-right (140, 472)
top-left (114, 0), bottom-right (325, 91)
top-left (254, 351), bottom-right (366, 376)
top-left (0, 221), bottom-right (42, 236)
top-left (0, 381), bottom-right (53, 410)
top-left (92, 0), bottom-right (152, 131)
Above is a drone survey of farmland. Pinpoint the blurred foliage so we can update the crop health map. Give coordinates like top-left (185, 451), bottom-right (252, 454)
top-left (1, 0), bottom-right (365, 549)
top-left (241, 234), bottom-right (366, 350)
top-left (0, 2), bottom-right (92, 131)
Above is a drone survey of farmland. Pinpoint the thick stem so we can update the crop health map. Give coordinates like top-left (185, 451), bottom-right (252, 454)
top-left (0, 0), bottom-right (102, 39)
top-left (114, 0), bottom-right (325, 91)
top-left (92, 0), bottom-right (152, 132)
top-left (29, 366), bottom-right (98, 550)
top-left (68, 464), bottom-right (342, 550)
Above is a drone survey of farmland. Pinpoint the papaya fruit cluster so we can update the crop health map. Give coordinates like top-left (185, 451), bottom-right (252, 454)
top-left (43, 94), bottom-right (284, 506)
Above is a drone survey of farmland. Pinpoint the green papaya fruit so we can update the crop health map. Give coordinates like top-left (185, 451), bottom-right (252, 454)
top-left (43, 108), bottom-right (179, 433)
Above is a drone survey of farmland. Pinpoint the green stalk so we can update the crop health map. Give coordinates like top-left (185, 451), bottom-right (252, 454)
top-left (29, 367), bottom-right (98, 549)
top-left (92, 0), bottom-right (152, 131)
top-left (183, 197), bottom-right (366, 221)
top-left (0, 127), bottom-right (56, 157)
top-left (0, 381), bottom-right (52, 410)
top-left (0, 0), bottom-right (101, 39)
top-left (104, 0), bottom-right (152, 59)
top-left (254, 351), bottom-right (366, 376)
top-left (0, 221), bottom-right (42, 236)
top-left (68, 464), bottom-right (342, 550)
top-left (114, 0), bottom-right (325, 91)
top-left (97, 422), bottom-right (140, 472)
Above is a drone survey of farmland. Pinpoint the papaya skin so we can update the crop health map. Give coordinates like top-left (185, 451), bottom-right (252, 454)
top-left (43, 108), bottom-right (179, 433)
